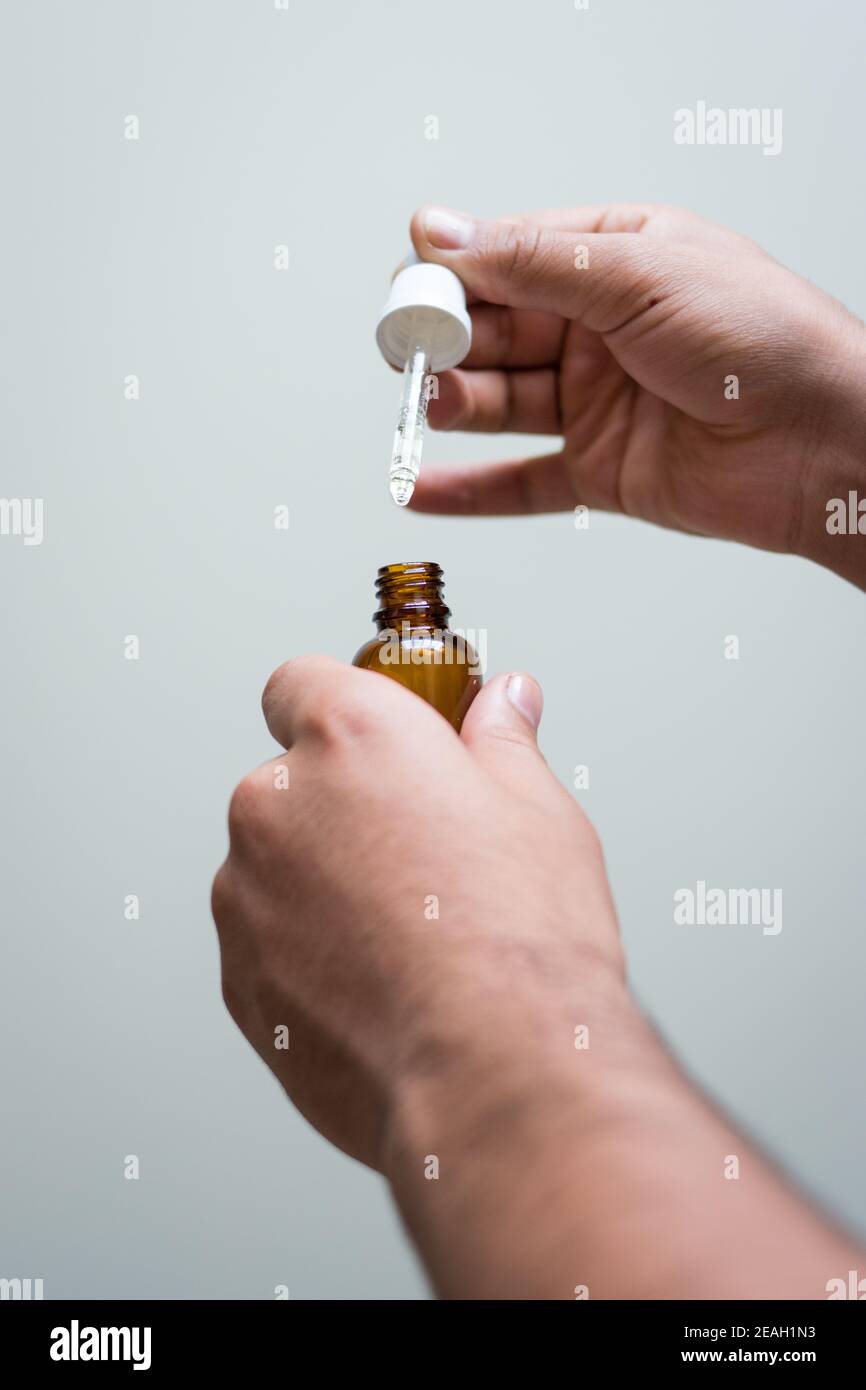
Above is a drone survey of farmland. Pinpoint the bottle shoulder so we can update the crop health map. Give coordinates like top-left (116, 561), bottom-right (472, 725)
top-left (352, 638), bottom-right (384, 669)
top-left (352, 631), bottom-right (478, 669)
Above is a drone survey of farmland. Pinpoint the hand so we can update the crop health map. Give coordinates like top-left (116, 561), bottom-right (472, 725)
top-left (211, 655), bottom-right (628, 1173)
top-left (212, 654), bottom-right (866, 1299)
top-left (409, 203), bottom-right (866, 588)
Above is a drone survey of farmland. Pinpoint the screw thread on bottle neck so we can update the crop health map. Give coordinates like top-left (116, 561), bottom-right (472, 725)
top-left (373, 561), bottom-right (451, 631)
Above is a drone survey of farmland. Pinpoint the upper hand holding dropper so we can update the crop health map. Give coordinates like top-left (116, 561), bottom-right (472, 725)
top-left (409, 202), bottom-right (866, 591)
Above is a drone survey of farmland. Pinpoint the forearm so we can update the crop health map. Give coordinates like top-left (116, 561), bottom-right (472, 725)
top-left (384, 969), bottom-right (863, 1300)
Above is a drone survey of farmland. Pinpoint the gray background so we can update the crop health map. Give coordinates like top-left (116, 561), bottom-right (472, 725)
top-left (1, 0), bottom-right (864, 1300)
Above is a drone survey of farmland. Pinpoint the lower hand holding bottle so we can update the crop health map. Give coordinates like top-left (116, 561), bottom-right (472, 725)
top-left (212, 655), bottom-right (625, 1173)
top-left (212, 654), bottom-right (864, 1298)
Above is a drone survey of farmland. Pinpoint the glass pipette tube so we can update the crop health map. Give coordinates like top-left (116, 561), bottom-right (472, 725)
top-left (389, 316), bottom-right (435, 507)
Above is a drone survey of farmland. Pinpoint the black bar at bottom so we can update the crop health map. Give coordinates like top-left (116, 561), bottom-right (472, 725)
top-left (2, 1297), bottom-right (862, 1374)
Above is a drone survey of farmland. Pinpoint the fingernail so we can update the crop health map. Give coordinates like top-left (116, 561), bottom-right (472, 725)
top-left (506, 673), bottom-right (543, 731)
top-left (424, 206), bottom-right (475, 250)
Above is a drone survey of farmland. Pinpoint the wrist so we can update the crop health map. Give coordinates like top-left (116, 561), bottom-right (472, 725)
top-left (385, 942), bottom-right (636, 1133)
top-left (793, 319), bottom-right (866, 587)
top-left (383, 946), bottom-right (637, 1146)
top-left (380, 949), bottom-right (655, 1295)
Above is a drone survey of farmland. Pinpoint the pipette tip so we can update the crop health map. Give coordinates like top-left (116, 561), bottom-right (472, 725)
top-left (390, 476), bottom-right (415, 507)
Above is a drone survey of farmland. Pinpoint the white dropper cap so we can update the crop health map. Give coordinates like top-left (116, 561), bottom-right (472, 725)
top-left (376, 249), bottom-right (472, 371)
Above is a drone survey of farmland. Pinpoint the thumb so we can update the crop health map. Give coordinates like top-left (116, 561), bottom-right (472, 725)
top-left (460, 672), bottom-right (547, 792)
top-left (411, 205), bottom-right (677, 335)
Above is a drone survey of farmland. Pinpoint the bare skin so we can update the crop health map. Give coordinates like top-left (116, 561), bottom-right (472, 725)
top-left (412, 202), bottom-right (866, 591)
top-left (212, 204), bottom-right (866, 1299)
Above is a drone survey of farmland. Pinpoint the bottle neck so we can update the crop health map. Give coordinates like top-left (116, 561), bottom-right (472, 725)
top-left (373, 562), bottom-right (451, 633)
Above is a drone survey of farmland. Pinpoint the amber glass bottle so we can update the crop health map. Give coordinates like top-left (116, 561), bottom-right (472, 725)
top-left (352, 562), bottom-right (481, 731)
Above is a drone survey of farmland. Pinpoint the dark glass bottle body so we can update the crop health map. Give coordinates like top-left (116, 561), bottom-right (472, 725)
top-left (352, 562), bottom-right (481, 732)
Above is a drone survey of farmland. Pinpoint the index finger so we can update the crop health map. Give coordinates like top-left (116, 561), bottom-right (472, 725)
top-left (261, 653), bottom-right (439, 751)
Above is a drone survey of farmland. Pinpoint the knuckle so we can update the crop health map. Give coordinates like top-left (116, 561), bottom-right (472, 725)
top-left (210, 865), bottom-right (232, 924)
top-left (575, 810), bottom-right (604, 862)
top-left (487, 221), bottom-right (547, 285)
top-left (261, 659), bottom-right (293, 720)
top-left (262, 655), bottom-right (322, 718)
top-left (227, 771), bottom-right (267, 843)
top-left (301, 691), bottom-right (382, 747)
top-left (221, 971), bottom-right (244, 1025)
top-left (585, 241), bottom-right (661, 333)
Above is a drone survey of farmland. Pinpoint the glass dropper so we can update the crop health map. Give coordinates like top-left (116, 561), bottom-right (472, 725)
top-left (376, 250), bottom-right (472, 509)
